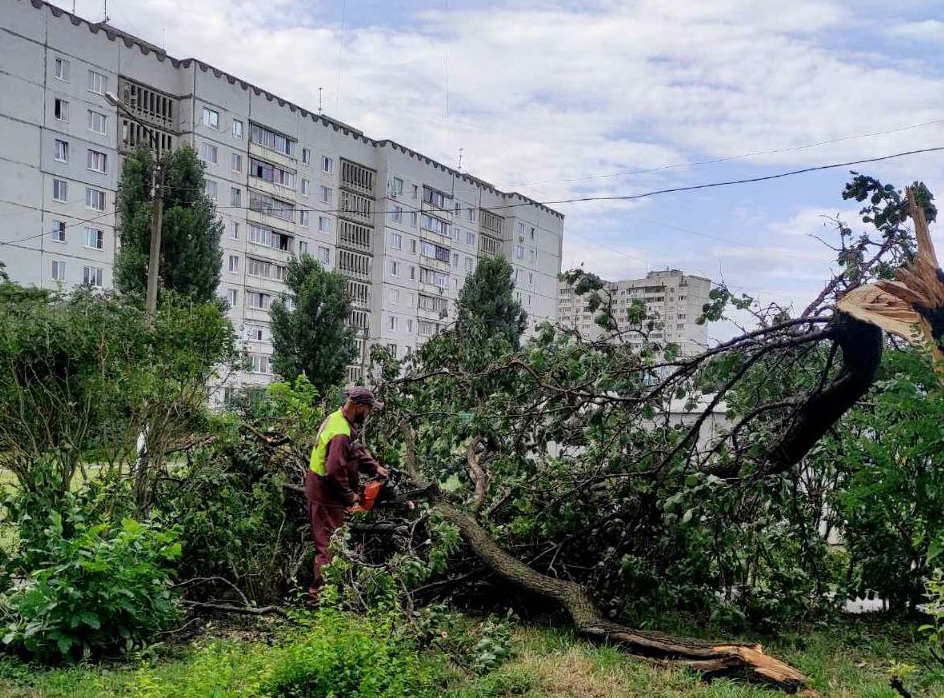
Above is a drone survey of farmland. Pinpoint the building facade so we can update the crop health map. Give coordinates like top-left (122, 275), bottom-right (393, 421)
top-left (0, 0), bottom-right (565, 391)
top-left (558, 270), bottom-right (711, 356)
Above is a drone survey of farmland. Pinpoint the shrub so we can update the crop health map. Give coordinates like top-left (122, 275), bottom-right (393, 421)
top-left (0, 514), bottom-right (182, 662)
top-left (255, 610), bottom-right (430, 697)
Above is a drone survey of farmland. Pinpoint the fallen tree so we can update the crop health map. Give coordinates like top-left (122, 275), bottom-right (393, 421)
top-left (342, 181), bottom-right (943, 694)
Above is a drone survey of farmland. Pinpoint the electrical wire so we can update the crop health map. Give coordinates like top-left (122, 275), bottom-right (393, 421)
top-left (509, 115), bottom-right (944, 188)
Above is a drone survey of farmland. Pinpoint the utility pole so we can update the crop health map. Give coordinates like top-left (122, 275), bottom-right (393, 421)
top-left (105, 91), bottom-right (162, 325)
top-left (145, 165), bottom-right (163, 324)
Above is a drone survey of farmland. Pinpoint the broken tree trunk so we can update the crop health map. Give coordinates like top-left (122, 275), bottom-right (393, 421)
top-left (399, 423), bottom-right (815, 695)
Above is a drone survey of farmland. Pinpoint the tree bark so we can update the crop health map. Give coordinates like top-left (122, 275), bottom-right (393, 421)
top-left (436, 502), bottom-right (814, 694)
top-left (398, 422), bottom-right (815, 695)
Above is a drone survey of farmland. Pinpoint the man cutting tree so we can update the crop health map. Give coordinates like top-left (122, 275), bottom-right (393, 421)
top-left (305, 387), bottom-right (388, 606)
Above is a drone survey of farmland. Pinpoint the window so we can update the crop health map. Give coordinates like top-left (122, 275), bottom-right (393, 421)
top-left (250, 354), bottom-right (271, 374)
top-left (529, 249), bottom-right (536, 263)
top-left (54, 139), bottom-right (69, 163)
top-left (413, 184), bottom-right (419, 199)
top-left (250, 158), bottom-right (296, 187)
top-left (466, 231), bottom-right (475, 246)
top-left (322, 156), bottom-right (334, 173)
top-left (87, 70), bottom-right (107, 94)
top-left (85, 187), bottom-right (105, 211)
top-left (232, 119), bottom-right (243, 139)
top-left (302, 148), bottom-right (311, 165)
top-left (229, 221), bottom-right (239, 240)
top-left (410, 211), bottom-right (418, 227)
top-left (517, 221), bottom-right (526, 237)
top-left (51, 259), bottom-right (66, 281)
top-left (232, 153), bottom-right (243, 173)
top-left (421, 214), bottom-right (448, 236)
top-left (411, 239), bottom-right (417, 254)
top-left (317, 246), bottom-right (330, 264)
top-left (299, 210), bottom-right (310, 227)
top-left (391, 177), bottom-right (404, 196)
top-left (455, 203), bottom-right (461, 216)
top-left (83, 265), bottom-right (103, 287)
top-left (227, 288), bottom-right (239, 307)
top-left (391, 288), bottom-right (400, 304)
top-left (246, 324), bottom-right (267, 341)
top-left (205, 180), bottom-right (217, 200)
top-left (200, 142), bottom-right (218, 164)
top-left (388, 315), bottom-right (398, 331)
top-left (320, 186), bottom-right (332, 204)
top-left (420, 267), bottom-right (448, 288)
top-left (87, 110), bottom-right (107, 135)
top-left (468, 208), bottom-right (476, 223)
top-left (84, 227), bottom-right (104, 249)
top-left (248, 291), bottom-right (271, 309)
top-left (228, 255), bottom-right (239, 273)
top-left (391, 205), bottom-right (403, 223)
top-left (386, 343), bottom-right (398, 357)
top-left (52, 179), bottom-right (68, 202)
top-left (530, 226), bottom-right (536, 240)
top-left (249, 123), bottom-right (295, 156)
top-left (51, 220), bottom-right (66, 242)
top-left (407, 319), bottom-right (414, 332)
top-left (298, 240), bottom-right (308, 255)
top-left (87, 149), bottom-right (107, 173)
top-left (318, 216), bottom-right (331, 233)
top-left (202, 107), bottom-right (220, 129)
top-left (390, 261), bottom-right (400, 277)
top-left (452, 252), bottom-right (459, 267)
top-left (515, 245), bottom-right (524, 260)
top-left (465, 257), bottom-right (474, 272)
top-left (410, 266), bottom-right (415, 280)
top-left (389, 232), bottom-right (402, 250)
top-left (230, 187), bottom-right (241, 207)
top-left (54, 57), bottom-right (70, 82)
top-left (301, 178), bottom-right (310, 195)
top-left (423, 187), bottom-right (447, 208)
top-left (54, 99), bottom-right (69, 121)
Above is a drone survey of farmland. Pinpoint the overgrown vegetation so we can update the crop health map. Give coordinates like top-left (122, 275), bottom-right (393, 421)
top-left (2, 175), bottom-right (944, 696)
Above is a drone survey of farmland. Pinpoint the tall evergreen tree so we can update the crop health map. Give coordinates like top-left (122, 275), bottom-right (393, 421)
top-left (270, 254), bottom-right (357, 393)
top-left (457, 255), bottom-right (528, 348)
top-left (115, 146), bottom-right (223, 304)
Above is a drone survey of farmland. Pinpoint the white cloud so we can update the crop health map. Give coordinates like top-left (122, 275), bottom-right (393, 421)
top-left (56, 0), bottom-right (944, 317)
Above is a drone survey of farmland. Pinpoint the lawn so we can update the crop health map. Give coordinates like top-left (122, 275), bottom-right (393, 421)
top-left (0, 614), bottom-right (940, 697)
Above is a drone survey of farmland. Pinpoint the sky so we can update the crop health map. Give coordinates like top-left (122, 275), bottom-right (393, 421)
top-left (54, 0), bottom-right (944, 338)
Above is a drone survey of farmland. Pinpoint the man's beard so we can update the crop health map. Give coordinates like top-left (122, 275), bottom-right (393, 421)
top-left (352, 412), bottom-right (367, 426)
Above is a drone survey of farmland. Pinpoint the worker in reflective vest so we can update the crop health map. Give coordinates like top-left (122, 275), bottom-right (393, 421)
top-left (304, 387), bottom-right (388, 605)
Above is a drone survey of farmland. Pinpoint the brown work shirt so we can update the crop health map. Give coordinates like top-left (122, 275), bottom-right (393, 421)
top-left (305, 414), bottom-right (382, 508)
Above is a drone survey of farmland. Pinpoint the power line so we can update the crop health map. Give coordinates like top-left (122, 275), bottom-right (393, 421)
top-left (540, 145), bottom-right (944, 207)
top-left (510, 116), bottom-right (944, 189)
top-left (0, 209), bottom-right (115, 249)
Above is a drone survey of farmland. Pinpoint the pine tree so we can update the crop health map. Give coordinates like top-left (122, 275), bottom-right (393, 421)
top-left (457, 255), bottom-right (527, 348)
top-left (270, 254), bottom-right (357, 393)
top-left (115, 146), bottom-right (223, 304)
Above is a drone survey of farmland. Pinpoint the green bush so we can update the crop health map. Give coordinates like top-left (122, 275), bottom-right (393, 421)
top-left (256, 610), bottom-right (429, 697)
top-left (0, 514), bottom-right (182, 662)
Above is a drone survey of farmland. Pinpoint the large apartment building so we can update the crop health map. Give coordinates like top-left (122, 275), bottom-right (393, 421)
top-left (558, 270), bottom-right (711, 356)
top-left (0, 0), bottom-right (565, 391)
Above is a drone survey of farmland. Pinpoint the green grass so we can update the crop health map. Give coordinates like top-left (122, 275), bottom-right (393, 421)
top-left (0, 615), bottom-right (941, 697)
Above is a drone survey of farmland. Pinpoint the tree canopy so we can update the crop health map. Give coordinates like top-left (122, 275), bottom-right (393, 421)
top-left (270, 254), bottom-right (357, 394)
top-left (457, 255), bottom-right (527, 348)
top-left (114, 146), bottom-right (223, 304)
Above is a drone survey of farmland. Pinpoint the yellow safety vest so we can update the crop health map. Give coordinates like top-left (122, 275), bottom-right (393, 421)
top-left (309, 409), bottom-right (352, 475)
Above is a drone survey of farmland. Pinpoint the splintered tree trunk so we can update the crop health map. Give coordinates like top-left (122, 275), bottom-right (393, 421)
top-left (435, 503), bottom-right (815, 695)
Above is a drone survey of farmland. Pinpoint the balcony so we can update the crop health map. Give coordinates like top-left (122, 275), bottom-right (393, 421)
top-left (419, 255), bottom-right (450, 274)
top-left (479, 234), bottom-right (502, 258)
top-left (338, 190), bottom-right (374, 226)
top-left (248, 208), bottom-right (295, 234)
top-left (337, 219), bottom-right (373, 254)
top-left (249, 141), bottom-right (296, 172)
top-left (340, 159), bottom-right (376, 196)
top-left (249, 176), bottom-right (297, 201)
top-left (479, 209), bottom-right (504, 237)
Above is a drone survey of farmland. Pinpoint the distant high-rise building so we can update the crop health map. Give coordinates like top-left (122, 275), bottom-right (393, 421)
top-left (559, 270), bottom-right (711, 356)
top-left (0, 0), bottom-right (565, 395)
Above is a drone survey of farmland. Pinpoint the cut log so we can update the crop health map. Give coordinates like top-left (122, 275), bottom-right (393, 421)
top-left (436, 503), bottom-right (813, 694)
top-left (398, 421), bottom-right (814, 695)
